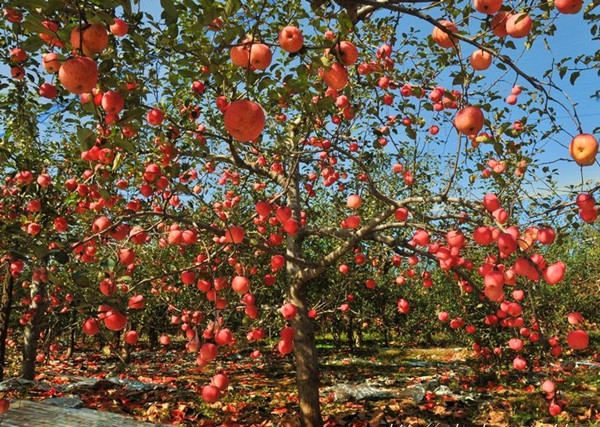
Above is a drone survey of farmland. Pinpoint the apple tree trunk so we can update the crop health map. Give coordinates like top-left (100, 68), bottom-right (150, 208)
top-left (21, 262), bottom-right (47, 380)
top-left (0, 271), bottom-right (14, 381)
top-left (290, 278), bottom-right (322, 427)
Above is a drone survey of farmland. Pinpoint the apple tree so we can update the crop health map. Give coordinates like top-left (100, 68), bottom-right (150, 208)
top-left (0, 0), bottom-right (599, 425)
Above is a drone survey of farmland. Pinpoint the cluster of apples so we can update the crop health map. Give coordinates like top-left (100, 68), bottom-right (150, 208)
top-left (222, 26), bottom-right (305, 142)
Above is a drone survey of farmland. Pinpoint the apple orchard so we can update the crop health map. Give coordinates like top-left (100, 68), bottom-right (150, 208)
top-left (0, 0), bottom-right (599, 426)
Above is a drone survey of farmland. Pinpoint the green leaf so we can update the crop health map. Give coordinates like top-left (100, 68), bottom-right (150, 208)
top-left (20, 36), bottom-right (44, 52)
top-left (32, 244), bottom-right (47, 259)
top-left (49, 250), bottom-right (69, 264)
top-left (570, 71), bottom-right (580, 85)
top-left (72, 270), bottom-right (91, 287)
top-left (77, 127), bottom-right (95, 151)
top-left (101, 257), bottom-right (117, 271)
top-left (224, 0), bottom-right (241, 17)
top-left (160, 0), bottom-right (179, 25)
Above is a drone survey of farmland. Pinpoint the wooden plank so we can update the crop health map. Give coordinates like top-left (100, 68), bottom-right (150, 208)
top-left (0, 400), bottom-right (170, 427)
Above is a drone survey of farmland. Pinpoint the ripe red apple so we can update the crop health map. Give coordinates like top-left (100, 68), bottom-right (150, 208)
top-left (567, 329), bottom-right (589, 350)
top-left (230, 41), bottom-right (250, 67)
top-left (508, 338), bottom-right (523, 351)
top-left (328, 41), bottom-right (359, 66)
top-left (181, 270), bottom-right (196, 285)
top-left (104, 310), bottom-right (127, 331)
top-left (128, 294), bottom-right (145, 309)
top-left (82, 317), bottom-right (100, 336)
top-left (394, 207), bottom-right (409, 221)
top-left (92, 215), bottom-right (112, 233)
top-left (248, 43), bottom-right (272, 70)
top-left (211, 373), bottom-right (229, 390)
top-left (549, 402), bottom-right (562, 416)
top-left (490, 11), bottom-right (510, 37)
top-left (347, 194), bottom-right (362, 209)
top-left (537, 228), bottom-right (555, 245)
top-left (281, 303), bottom-right (297, 320)
top-left (255, 201), bottom-right (272, 217)
top-left (412, 229), bottom-right (430, 246)
top-left (506, 13), bottom-right (532, 39)
top-left (555, 0), bottom-right (582, 14)
top-left (470, 49), bottom-right (492, 70)
top-left (576, 193), bottom-right (596, 210)
top-left (125, 330), bottom-right (139, 345)
top-left (202, 385), bottom-right (221, 403)
top-left (118, 248), bottom-right (136, 265)
top-left (567, 312), bottom-right (584, 325)
top-left (513, 356), bottom-right (527, 370)
top-left (232, 276), bottom-right (250, 294)
top-left (223, 100), bottom-right (265, 141)
top-left (569, 133), bottom-right (598, 166)
top-left (543, 261), bottom-right (566, 285)
top-left (39, 83), bottom-right (57, 99)
top-left (432, 20), bottom-right (458, 49)
top-left (473, 226), bottom-right (492, 245)
top-left (147, 108), bottom-right (164, 125)
top-left (70, 23), bottom-right (109, 56)
top-left (279, 26), bottom-right (303, 53)
top-left (215, 329), bottom-right (233, 346)
top-left (474, 0), bottom-right (502, 14)
top-left (200, 343), bottom-right (218, 361)
top-left (10, 47), bottom-right (27, 62)
top-left (101, 90), bottom-right (125, 114)
top-left (110, 18), bottom-right (128, 37)
top-left (541, 380), bottom-right (555, 393)
top-left (319, 63), bottom-right (349, 90)
top-left (42, 52), bottom-right (62, 73)
top-left (278, 339), bottom-right (293, 355)
top-left (58, 57), bottom-right (98, 94)
top-left (483, 193), bottom-right (501, 212)
top-left (454, 106), bottom-right (484, 135)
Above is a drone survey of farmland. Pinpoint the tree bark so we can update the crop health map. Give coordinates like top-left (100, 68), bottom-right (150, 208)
top-left (66, 306), bottom-right (76, 359)
top-left (0, 272), bottom-right (15, 381)
top-left (284, 118), bottom-right (322, 427)
top-left (290, 280), bottom-right (322, 427)
top-left (21, 261), bottom-right (47, 380)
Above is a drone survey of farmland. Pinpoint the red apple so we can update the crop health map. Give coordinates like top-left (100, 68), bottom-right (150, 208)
top-left (279, 26), bottom-right (303, 53)
top-left (474, 0), bottom-right (503, 14)
top-left (110, 18), bottom-right (129, 37)
top-left (223, 100), bottom-right (265, 142)
top-left (59, 57), bottom-right (98, 94)
top-left (70, 22), bottom-right (109, 56)
top-left (432, 20), bottom-right (458, 49)
top-left (454, 106), bottom-right (484, 135)
top-left (506, 13), bottom-right (532, 39)
top-left (569, 133), bottom-right (598, 166)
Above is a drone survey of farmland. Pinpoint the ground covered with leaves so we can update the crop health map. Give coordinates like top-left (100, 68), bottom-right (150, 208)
top-left (3, 343), bottom-right (600, 426)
